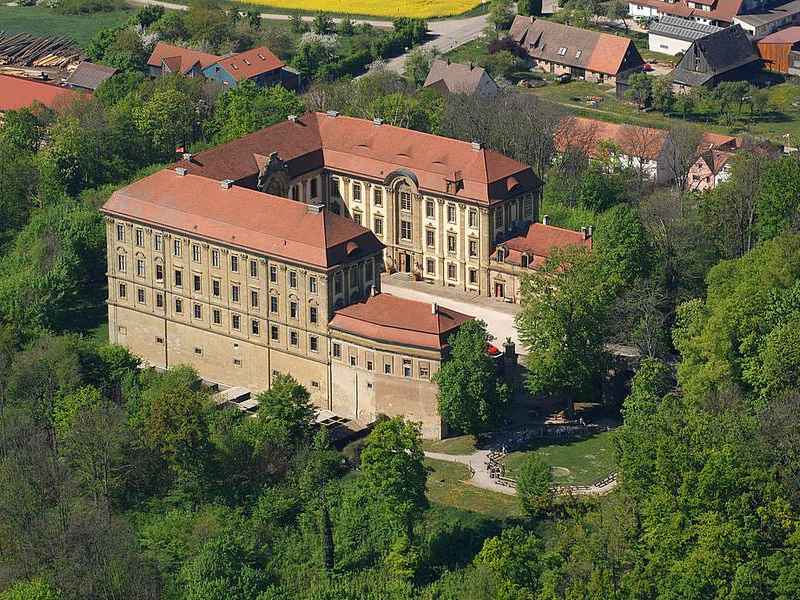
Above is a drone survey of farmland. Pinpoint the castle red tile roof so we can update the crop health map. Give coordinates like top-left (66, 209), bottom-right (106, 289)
top-left (175, 112), bottom-right (539, 205)
top-left (493, 223), bottom-right (592, 268)
top-left (0, 75), bottom-right (80, 111)
top-left (101, 169), bottom-right (383, 269)
top-left (556, 117), bottom-right (669, 161)
top-left (215, 46), bottom-right (284, 80)
top-left (329, 293), bottom-right (473, 350)
top-left (147, 42), bottom-right (220, 74)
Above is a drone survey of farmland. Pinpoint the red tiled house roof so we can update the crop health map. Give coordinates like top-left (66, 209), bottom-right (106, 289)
top-left (101, 169), bottom-right (384, 269)
top-left (214, 46), bottom-right (284, 81)
top-left (555, 117), bottom-right (669, 161)
top-left (0, 74), bottom-right (80, 111)
top-left (176, 112), bottom-right (540, 206)
top-left (329, 293), bottom-right (472, 350)
top-left (492, 223), bottom-right (592, 268)
top-left (632, 0), bottom-right (746, 24)
top-left (147, 42), bottom-right (220, 74)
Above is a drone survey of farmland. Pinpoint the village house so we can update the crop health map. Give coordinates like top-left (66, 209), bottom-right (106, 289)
top-left (629, 0), bottom-right (770, 27)
top-left (669, 24), bottom-right (761, 91)
top-left (423, 59), bottom-right (500, 97)
top-left (756, 26), bottom-right (800, 73)
top-left (510, 15), bottom-right (645, 85)
top-left (488, 218), bottom-right (593, 303)
top-left (64, 61), bottom-right (117, 92)
top-left (102, 168), bottom-right (476, 439)
top-left (647, 15), bottom-right (723, 56)
top-left (734, 0), bottom-right (800, 38)
top-left (0, 74), bottom-right (79, 118)
top-left (172, 111), bottom-right (541, 298)
top-left (147, 42), bottom-right (220, 78)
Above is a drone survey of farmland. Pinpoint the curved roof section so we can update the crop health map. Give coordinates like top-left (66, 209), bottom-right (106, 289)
top-left (329, 293), bottom-right (473, 350)
top-left (174, 112), bottom-right (540, 205)
top-left (101, 169), bottom-right (383, 269)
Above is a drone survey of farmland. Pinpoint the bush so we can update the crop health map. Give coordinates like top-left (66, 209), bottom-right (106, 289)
top-left (53, 0), bottom-right (121, 14)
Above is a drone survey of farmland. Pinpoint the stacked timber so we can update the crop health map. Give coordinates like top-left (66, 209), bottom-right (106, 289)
top-left (0, 32), bottom-right (82, 68)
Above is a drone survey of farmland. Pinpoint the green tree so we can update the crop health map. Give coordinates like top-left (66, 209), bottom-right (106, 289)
top-left (255, 373), bottom-right (316, 444)
top-left (101, 28), bottom-right (147, 72)
top-left (185, 0), bottom-right (231, 47)
top-left (404, 47), bottom-right (435, 87)
top-left (624, 72), bottom-right (653, 108)
top-left (312, 12), bottom-right (334, 34)
top-left (476, 526), bottom-right (544, 596)
top-left (151, 10), bottom-right (188, 40)
top-left (206, 81), bottom-right (304, 144)
top-left (359, 417), bottom-right (427, 536)
top-left (0, 107), bottom-right (47, 153)
top-left (518, 0), bottom-right (543, 16)
top-left (756, 155), bottom-right (800, 242)
top-left (0, 139), bottom-right (39, 243)
top-left (515, 454), bottom-right (553, 517)
top-left (435, 319), bottom-right (509, 434)
top-left (132, 81), bottom-right (197, 158)
top-left (488, 0), bottom-right (515, 30)
top-left (0, 579), bottom-right (61, 600)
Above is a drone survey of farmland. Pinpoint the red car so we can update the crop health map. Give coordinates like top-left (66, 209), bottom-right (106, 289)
top-left (642, 63), bottom-right (654, 72)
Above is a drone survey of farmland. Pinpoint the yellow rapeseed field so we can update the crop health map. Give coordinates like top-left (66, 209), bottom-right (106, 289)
top-left (251, 0), bottom-right (482, 19)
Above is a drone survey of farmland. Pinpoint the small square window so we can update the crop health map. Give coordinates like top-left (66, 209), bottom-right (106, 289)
top-left (194, 347), bottom-right (202, 355)
top-left (311, 380), bottom-right (320, 389)
top-left (233, 358), bottom-right (242, 367)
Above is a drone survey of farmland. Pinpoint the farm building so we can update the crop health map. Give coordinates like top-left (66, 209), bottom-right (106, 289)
top-left (756, 26), bottom-right (800, 73)
top-left (423, 59), bottom-right (500, 97)
top-left (202, 46), bottom-right (300, 90)
top-left (733, 0), bottom-right (800, 38)
top-left (65, 61), bottom-right (116, 92)
top-left (147, 42), bottom-right (220, 78)
top-left (0, 74), bottom-right (79, 116)
top-left (629, 0), bottom-right (770, 27)
top-left (648, 16), bottom-right (723, 55)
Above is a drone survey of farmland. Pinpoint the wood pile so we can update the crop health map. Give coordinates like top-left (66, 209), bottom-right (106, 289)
top-left (0, 32), bottom-right (82, 69)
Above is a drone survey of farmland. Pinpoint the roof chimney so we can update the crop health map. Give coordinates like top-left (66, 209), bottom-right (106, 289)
top-left (587, 225), bottom-right (593, 239)
top-left (542, 214), bottom-right (549, 225)
top-left (469, 61), bottom-right (474, 70)
top-left (182, 152), bottom-right (193, 162)
top-left (326, 110), bottom-right (339, 117)
top-left (471, 141), bottom-right (482, 151)
top-left (220, 179), bottom-right (234, 189)
top-left (432, 302), bottom-right (438, 315)
top-left (581, 226), bottom-right (587, 238)
top-left (307, 200), bottom-right (324, 213)
top-left (530, 15), bottom-right (535, 23)
top-left (287, 114), bottom-right (298, 122)
top-left (175, 167), bottom-right (187, 176)
top-left (373, 117), bottom-right (383, 125)
top-left (370, 285), bottom-right (377, 297)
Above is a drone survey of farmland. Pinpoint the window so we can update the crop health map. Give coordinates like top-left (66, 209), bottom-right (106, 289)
top-left (447, 234), bottom-right (457, 254)
top-left (447, 263), bottom-right (457, 280)
top-left (365, 261), bottom-right (373, 282)
top-left (309, 306), bottom-right (318, 324)
top-left (425, 200), bottom-right (435, 219)
top-left (332, 342), bottom-right (342, 359)
top-left (310, 178), bottom-right (318, 198)
top-left (269, 266), bottom-right (277, 283)
top-left (330, 176), bottom-right (340, 197)
top-left (249, 260), bottom-right (258, 278)
top-left (575, 49), bottom-right (582, 59)
top-left (174, 269), bottom-right (182, 287)
top-left (469, 240), bottom-right (478, 257)
top-left (193, 303), bottom-right (201, 319)
top-left (403, 359), bottom-right (412, 377)
top-left (192, 244), bottom-right (201, 263)
top-left (156, 292), bottom-right (164, 308)
top-left (232, 314), bottom-right (241, 330)
top-left (384, 361), bottom-right (392, 375)
top-left (290, 331), bottom-right (298, 346)
top-left (447, 205), bottom-right (457, 224)
top-left (175, 298), bottom-right (183, 313)
top-left (194, 347), bottom-right (202, 356)
top-left (366, 360), bottom-right (373, 371)
top-left (426, 229), bottom-right (435, 248)
top-left (468, 209), bottom-right (478, 228)
top-left (251, 319), bottom-right (260, 335)
top-left (426, 258), bottom-right (435, 274)
top-left (193, 274), bottom-right (201, 292)
top-left (558, 47), bottom-right (567, 55)
top-left (118, 283), bottom-right (127, 298)
top-left (135, 228), bottom-right (144, 247)
top-left (290, 301), bottom-right (298, 319)
top-left (334, 273), bottom-right (343, 295)
top-left (373, 188), bottom-right (383, 206)
top-left (117, 254), bottom-right (126, 273)
top-left (231, 284), bottom-right (240, 303)
top-left (211, 249), bottom-right (220, 268)
top-left (400, 220), bottom-right (412, 241)
top-left (400, 191), bottom-right (412, 211)
top-left (495, 207), bottom-right (504, 228)
top-left (250, 290), bottom-right (259, 308)
top-left (154, 233), bottom-right (163, 252)
top-left (289, 271), bottom-right (297, 288)
top-left (270, 325), bottom-right (279, 341)
top-left (521, 254), bottom-right (530, 268)
top-left (230, 255), bottom-right (239, 272)
top-left (419, 362), bottom-right (430, 379)
top-left (270, 296), bottom-right (278, 313)
top-left (350, 355), bottom-right (357, 367)
top-left (291, 185), bottom-right (300, 201)
top-left (309, 276), bottom-right (317, 293)
top-left (136, 258), bottom-right (145, 277)
top-left (233, 358), bottom-right (242, 367)
top-left (469, 268), bottom-right (478, 285)
top-left (352, 183), bottom-right (362, 201)
top-left (496, 247), bottom-right (506, 262)
top-left (309, 335), bottom-right (318, 352)
top-left (311, 380), bottom-right (320, 389)
top-left (212, 279), bottom-right (220, 297)
top-left (374, 216), bottom-right (383, 236)
top-left (156, 263), bottom-right (164, 281)
top-left (353, 211), bottom-right (362, 226)
top-left (213, 308), bottom-right (221, 324)
top-left (116, 223), bottom-right (124, 241)
top-left (173, 239), bottom-right (181, 257)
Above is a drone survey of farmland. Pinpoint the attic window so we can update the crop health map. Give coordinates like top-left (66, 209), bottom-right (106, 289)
top-left (232, 64), bottom-right (239, 70)
top-left (497, 247), bottom-right (506, 262)
top-left (521, 254), bottom-right (530, 268)
top-left (243, 59), bottom-right (251, 65)
top-left (575, 49), bottom-right (582, 59)
top-left (558, 47), bottom-right (567, 56)
top-left (257, 53), bottom-right (266, 60)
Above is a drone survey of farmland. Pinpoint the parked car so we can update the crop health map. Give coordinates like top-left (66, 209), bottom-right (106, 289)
top-left (558, 73), bottom-right (572, 83)
top-left (642, 63), bottom-right (654, 72)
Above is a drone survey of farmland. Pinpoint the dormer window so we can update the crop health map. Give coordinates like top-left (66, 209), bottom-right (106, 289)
top-left (243, 59), bottom-right (251, 65)
top-left (575, 49), bottom-right (582, 59)
top-left (521, 254), bottom-right (530, 268)
top-left (496, 247), bottom-right (506, 262)
top-left (558, 47), bottom-right (567, 56)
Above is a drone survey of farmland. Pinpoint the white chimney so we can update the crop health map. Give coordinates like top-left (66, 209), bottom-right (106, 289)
top-left (326, 110), bottom-right (339, 117)
top-left (471, 141), bottom-right (482, 151)
top-left (431, 302), bottom-right (438, 315)
top-left (220, 179), bottom-right (234, 189)
top-left (373, 117), bottom-right (383, 125)
top-left (542, 214), bottom-right (549, 225)
top-left (175, 167), bottom-right (187, 176)
top-left (581, 226), bottom-right (587, 238)
top-left (182, 152), bottom-right (192, 162)
top-left (587, 225), bottom-right (593, 239)
top-left (288, 114), bottom-right (298, 122)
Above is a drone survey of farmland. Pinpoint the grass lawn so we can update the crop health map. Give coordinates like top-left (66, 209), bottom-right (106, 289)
top-left (422, 435), bottom-right (477, 455)
top-left (0, 6), bottom-right (133, 47)
top-left (235, 0), bottom-right (481, 19)
top-left (443, 38), bottom-right (488, 64)
top-left (425, 458), bottom-right (523, 519)
top-left (502, 431), bottom-right (616, 486)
